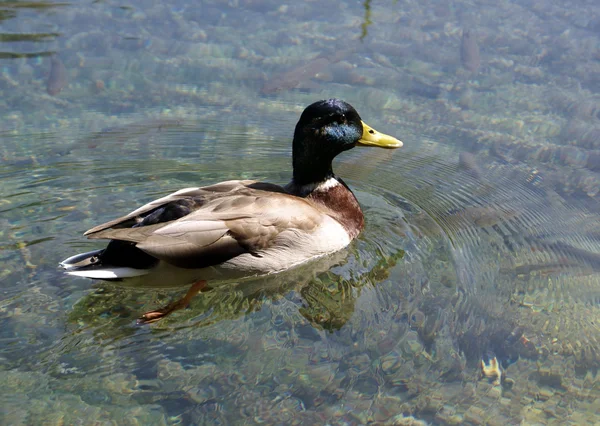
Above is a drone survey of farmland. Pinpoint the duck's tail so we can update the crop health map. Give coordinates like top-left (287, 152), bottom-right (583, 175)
top-left (59, 249), bottom-right (150, 280)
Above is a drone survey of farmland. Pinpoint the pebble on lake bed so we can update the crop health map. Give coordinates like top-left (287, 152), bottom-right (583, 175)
top-left (481, 356), bottom-right (502, 385)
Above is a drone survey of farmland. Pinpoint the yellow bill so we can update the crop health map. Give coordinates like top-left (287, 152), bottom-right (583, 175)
top-left (358, 121), bottom-right (403, 148)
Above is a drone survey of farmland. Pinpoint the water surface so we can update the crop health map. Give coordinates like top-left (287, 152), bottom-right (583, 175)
top-left (1, 0), bottom-right (600, 424)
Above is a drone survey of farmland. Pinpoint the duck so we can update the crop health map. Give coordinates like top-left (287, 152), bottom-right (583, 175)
top-left (60, 99), bottom-right (402, 323)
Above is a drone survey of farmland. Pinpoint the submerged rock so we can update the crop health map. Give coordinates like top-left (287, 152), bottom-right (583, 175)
top-left (458, 151), bottom-right (483, 179)
top-left (47, 55), bottom-right (67, 96)
top-left (460, 29), bottom-right (480, 73)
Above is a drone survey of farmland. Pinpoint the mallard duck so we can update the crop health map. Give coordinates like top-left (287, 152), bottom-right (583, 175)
top-left (60, 99), bottom-right (402, 323)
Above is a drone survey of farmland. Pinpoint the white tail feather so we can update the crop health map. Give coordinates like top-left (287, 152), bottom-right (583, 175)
top-left (65, 267), bottom-right (150, 279)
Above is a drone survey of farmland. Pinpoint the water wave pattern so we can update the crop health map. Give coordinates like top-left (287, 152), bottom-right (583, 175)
top-left (2, 118), bottom-right (600, 423)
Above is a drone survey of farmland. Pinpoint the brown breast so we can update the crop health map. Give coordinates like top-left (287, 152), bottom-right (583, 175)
top-left (305, 180), bottom-right (364, 240)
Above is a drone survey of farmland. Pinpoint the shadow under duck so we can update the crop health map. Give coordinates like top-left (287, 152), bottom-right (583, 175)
top-left (60, 99), bottom-right (402, 323)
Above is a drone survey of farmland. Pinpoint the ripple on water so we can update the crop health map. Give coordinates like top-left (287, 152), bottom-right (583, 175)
top-left (2, 124), bottom-right (600, 423)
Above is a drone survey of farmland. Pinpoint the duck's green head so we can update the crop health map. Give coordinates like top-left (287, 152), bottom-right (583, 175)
top-left (292, 99), bottom-right (402, 185)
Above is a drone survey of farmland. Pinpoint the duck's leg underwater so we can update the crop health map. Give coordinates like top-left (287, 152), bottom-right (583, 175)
top-left (138, 280), bottom-right (208, 324)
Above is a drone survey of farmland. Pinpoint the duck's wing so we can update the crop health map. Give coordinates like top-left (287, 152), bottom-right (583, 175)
top-left (84, 180), bottom-right (324, 268)
top-left (84, 180), bottom-right (284, 235)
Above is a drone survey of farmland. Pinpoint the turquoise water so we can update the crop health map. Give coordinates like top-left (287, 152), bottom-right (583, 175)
top-left (1, 0), bottom-right (600, 424)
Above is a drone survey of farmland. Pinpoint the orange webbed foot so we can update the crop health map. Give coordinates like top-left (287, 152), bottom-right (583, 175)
top-left (137, 280), bottom-right (208, 324)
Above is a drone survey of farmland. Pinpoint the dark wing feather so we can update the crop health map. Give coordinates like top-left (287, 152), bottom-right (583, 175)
top-left (84, 180), bottom-right (258, 236)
